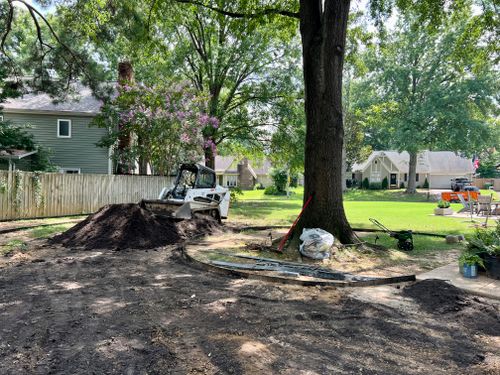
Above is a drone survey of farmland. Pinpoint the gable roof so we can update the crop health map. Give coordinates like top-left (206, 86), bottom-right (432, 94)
top-left (352, 151), bottom-right (473, 174)
top-left (214, 156), bottom-right (237, 173)
top-left (251, 159), bottom-right (272, 175)
top-left (2, 86), bottom-right (102, 116)
top-left (214, 156), bottom-right (272, 175)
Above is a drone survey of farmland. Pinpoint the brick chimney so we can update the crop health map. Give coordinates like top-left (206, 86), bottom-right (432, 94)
top-left (237, 158), bottom-right (254, 190)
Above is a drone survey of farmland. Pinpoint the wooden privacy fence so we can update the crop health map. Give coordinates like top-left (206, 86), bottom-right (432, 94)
top-left (0, 171), bottom-right (173, 221)
top-left (473, 178), bottom-right (500, 190)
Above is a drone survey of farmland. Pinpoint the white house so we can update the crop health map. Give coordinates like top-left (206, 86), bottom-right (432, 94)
top-left (352, 151), bottom-right (474, 189)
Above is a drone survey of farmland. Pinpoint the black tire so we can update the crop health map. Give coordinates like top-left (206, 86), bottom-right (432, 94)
top-left (210, 209), bottom-right (221, 223)
top-left (398, 240), bottom-right (414, 251)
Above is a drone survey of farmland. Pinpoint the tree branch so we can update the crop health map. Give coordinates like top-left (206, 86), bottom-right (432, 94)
top-left (8, 0), bottom-right (94, 84)
top-left (176, 0), bottom-right (299, 19)
top-left (0, 1), bottom-right (14, 62)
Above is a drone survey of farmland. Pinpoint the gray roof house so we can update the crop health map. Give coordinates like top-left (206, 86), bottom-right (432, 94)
top-left (352, 151), bottom-right (474, 189)
top-left (214, 156), bottom-right (272, 189)
top-left (1, 87), bottom-right (110, 174)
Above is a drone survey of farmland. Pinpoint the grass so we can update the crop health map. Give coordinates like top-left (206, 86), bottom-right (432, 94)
top-left (231, 187), bottom-right (493, 236)
top-left (28, 223), bottom-right (75, 238)
top-left (359, 232), bottom-right (463, 254)
top-left (0, 239), bottom-right (28, 256)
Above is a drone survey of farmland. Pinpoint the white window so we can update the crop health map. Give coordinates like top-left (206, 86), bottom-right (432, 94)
top-left (59, 168), bottom-right (81, 174)
top-left (225, 175), bottom-right (238, 187)
top-left (57, 119), bottom-right (72, 138)
top-left (370, 159), bottom-right (382, 182)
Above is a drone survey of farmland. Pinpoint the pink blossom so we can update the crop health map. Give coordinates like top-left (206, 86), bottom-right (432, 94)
top-left (199, 113), bottom-right (210, 126)
top-left (209, 117), bottom-right (219, 129)
top-left (203, 139), bottom-right (217, 155)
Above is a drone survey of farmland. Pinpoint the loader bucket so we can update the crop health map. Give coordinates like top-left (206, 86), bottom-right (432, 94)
top-left (139, 199), bottom-right (193, 219)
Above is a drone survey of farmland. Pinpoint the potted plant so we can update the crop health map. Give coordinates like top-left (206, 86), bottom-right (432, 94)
top-left (466, 221), bottom-right (500, 280)
top-left (434, 200), bottom-right (453, 215)
top-left (458, 252), bottom-right (485, 278)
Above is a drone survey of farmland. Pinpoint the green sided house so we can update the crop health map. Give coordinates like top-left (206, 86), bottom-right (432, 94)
top-left (1, 88), bottom-right (110, 174)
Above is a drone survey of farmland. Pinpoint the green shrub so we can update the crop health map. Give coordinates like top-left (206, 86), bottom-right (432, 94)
top-left (459, 252), bottom-right (485, 268)
top-left (466, 221), bottom-right (500, 256)
top-left (253, 183), bottom-right (264, 190)
top-left (437, 199), bottom-right (450, 208)
top-left (362, 177), bottom-right (370, 189)
top-left (229, 187), bottom-right (243, 202)
top-left (270, 168), bottom-right (288, 193)
top-left (400, 182), bottom-right (405, 189)
top-left (369, 182), bottom-right (382, 190)
top-left (264, 186), bottom-right (286, 195)
top-left (423, 178), bottom-right (429, 189)
top-left (381, 177), bottom-right (388, 189)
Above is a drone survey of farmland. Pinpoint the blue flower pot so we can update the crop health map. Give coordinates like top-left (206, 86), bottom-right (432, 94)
top-left (462, 264), bottom-right (478, 278)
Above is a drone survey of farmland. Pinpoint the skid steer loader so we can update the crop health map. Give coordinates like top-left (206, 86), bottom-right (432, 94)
top-left (140, 164), bottom-right (230, 221)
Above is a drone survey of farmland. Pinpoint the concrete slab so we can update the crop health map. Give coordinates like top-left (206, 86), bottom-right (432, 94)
top-left (417, 262), bottom-right (500, 300)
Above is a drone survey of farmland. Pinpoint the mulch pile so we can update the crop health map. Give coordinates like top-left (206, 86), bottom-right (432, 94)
top-left (403, 279), bottom-right (500, 335)
top-left (51, 203), bottom-right (221, 250)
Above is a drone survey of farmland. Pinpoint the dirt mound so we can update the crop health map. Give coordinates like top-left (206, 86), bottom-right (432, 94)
top-left (51, 203), bottom-right (221, 250)
top-left (403, 279), bottom-right (500, 335)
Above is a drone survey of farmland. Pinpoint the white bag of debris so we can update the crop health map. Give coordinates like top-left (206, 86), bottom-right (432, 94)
top-left (299, 228), bottom-right (334, 260)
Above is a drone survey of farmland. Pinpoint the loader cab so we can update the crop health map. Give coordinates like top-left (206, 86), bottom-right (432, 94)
top-left (170, 164), bottom-right (216, 199)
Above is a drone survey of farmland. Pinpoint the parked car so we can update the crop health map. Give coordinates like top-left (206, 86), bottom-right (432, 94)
top-left (451, 177), bottom-right (472, 192)
top-left (463, 186), bottom-right (480, 192)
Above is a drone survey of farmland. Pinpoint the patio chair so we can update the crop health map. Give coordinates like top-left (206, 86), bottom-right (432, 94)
top-left (477, 194), bottom-right (493, 216)
top-left (457, 194), bottom-right (475, 213)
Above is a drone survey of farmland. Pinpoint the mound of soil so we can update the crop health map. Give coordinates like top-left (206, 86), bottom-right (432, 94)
top-left (403, 279), bottom-right (500, 335)
top-left (51, 203), bottom-right (220, 250)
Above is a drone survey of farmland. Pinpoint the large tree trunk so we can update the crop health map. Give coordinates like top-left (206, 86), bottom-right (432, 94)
top-left (297, 0), bottom-right (356, 244)
top-left (204, 146), bottom-right (215, 169)
top-left (203, 91), bottom-right (220, 170)
top-left (138, 141), bottom-right (148, 175)
top-left (406, 151), bottom-right (417, 194)
top-left (341, 145), bottom-right (347, 192)
top-left (116, 61), bottom-right (134, 175)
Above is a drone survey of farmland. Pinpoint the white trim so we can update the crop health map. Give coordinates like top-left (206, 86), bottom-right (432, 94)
top-left (57, 119), bottom-right (72, 138)
top-left (59, 168), bottom-right (81, 174)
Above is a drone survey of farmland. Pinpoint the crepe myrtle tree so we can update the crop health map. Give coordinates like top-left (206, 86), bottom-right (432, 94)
top-left (92, 83), bottom-right (219, 176)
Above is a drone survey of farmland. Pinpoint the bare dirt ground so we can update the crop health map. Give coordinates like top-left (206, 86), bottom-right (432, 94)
top-left (186, 229), bottom-right (461, 278)
top-left (1, 237), bottom-right (499, 375)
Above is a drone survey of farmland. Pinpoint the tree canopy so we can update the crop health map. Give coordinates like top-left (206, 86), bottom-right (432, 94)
top-left (1, 0), bottom-right (498, 242)
top-left (358, 5), bottom-right (498, 192)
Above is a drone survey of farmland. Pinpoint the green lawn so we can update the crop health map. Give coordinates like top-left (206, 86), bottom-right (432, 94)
top-left (28, 223), bottom-right (75, 238)
top-left (231, 187), bottom-right (492, 236)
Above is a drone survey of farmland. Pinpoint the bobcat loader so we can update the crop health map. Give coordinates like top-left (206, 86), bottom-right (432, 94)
top-left (140, 164), bottom-right (230, 221)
